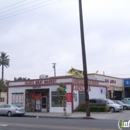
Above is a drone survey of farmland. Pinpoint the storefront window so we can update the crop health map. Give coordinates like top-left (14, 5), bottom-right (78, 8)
top-left (51, 91), bottom-right (64, 107)
top-left (11, 93), bottom-right (24, 107)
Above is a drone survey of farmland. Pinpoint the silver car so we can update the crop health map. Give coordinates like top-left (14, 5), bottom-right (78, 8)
top-left (0, 104), bottom-right (25, 117)
top-left (113, 100), bottom-right (130, 110)
top-left (105, 99), bottom-right (123, 112)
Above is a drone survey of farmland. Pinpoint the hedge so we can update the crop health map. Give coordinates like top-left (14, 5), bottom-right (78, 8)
top-left (75, 103), bottom-right (108, 112)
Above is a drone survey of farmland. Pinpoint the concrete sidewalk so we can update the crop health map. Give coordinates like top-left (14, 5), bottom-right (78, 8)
top-left (24, 112), bottom-right (111, 119)
top-left (24, 111), bottom-right (130, 120)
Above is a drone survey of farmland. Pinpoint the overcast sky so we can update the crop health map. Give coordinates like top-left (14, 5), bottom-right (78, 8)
top-left (0, 0), bottom-right (130, 80)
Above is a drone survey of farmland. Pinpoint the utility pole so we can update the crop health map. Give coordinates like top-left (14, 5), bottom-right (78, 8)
top-left (52, 63), bottom-right (56, 77)
top-left (78, 0), bottom-right (90, 117)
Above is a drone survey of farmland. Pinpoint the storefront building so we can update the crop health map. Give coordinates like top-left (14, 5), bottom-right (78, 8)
top-left (88, 74), bottom-right (124, 100)
top-left (124, 78), bottom-right (130, 97)
top-left (8, 76), bottom-right (106, 113)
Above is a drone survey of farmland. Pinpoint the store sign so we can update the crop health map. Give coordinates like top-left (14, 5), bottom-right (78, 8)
top-left (107, 86), bottom-right (123, 91)
top-left (124, 79), bottom-right (130, 87)
top-left (73, 79), bottom-right (98, 86)
top-left (25, 79), bottom-right (57, 85)
top-left (32, 93), bottom-right (41, 100)
top-left (105, 79), bottom-right (116, 84)
top-left (73, 85), bottom-right (91, 91)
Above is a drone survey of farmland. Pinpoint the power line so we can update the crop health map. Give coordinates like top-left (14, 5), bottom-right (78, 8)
top-left (0, 0), bottom-right (39, 14)
top-left (0, 0), bottom-right (62, 20)
top-left (0, 0), bottom-right (52, 17)
top-left (0, 0), bottom-right (27, 10)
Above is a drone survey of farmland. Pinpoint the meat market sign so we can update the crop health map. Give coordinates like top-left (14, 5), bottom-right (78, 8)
top-left (25, 79), bottom-right (57, 85)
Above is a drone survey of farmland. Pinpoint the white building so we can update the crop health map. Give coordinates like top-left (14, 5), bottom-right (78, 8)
top-left (88, 73), bottom-right (124, 99)
top-left (8, 76), bottom-right (106, 113)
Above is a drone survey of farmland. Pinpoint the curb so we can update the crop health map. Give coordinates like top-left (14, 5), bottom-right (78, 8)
top-left (24, 115), bottom-right (96, 119)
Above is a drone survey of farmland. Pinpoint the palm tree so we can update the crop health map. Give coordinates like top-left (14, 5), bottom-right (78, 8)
top-left (0, 52), bottom-right (10, 82)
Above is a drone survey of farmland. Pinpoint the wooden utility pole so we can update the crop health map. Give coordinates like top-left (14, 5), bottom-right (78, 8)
top-left (78, 0), bottom-right (90, 117)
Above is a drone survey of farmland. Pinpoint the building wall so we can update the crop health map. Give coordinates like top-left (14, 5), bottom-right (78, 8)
top-left (88, 74), bottom-right (123, 99)
top-left (73, 86), bottom-right (106, 110)
top-left (8, 84), bottom-right (72, 113)
top-left (49, 84), bottom-right (72, 113)
top-left (0, 92), bottom-right (7, 105)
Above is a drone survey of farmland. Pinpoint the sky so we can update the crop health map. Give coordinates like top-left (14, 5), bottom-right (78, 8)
top-left (0, 0), bottom-right (130, 81)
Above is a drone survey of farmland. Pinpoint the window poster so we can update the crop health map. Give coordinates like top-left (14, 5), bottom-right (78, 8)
top-left (11, 93), bottom-right (24, 107)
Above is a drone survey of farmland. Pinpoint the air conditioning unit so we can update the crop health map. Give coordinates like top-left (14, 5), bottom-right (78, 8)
top-left (39, 74), bottom-right (49, 79)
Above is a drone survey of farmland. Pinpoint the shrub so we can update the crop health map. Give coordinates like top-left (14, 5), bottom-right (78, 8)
top-left (75, 103), bottom-right (107, 112)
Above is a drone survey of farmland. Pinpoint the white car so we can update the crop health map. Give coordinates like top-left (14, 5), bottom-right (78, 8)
top-left (0, 104), bottom-right (25, 117)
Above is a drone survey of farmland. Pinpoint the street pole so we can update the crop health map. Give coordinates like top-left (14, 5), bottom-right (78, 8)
top-left (78, 0), bottom-right (90, 117)
top-left (52, 63), bottom-right (56, 77)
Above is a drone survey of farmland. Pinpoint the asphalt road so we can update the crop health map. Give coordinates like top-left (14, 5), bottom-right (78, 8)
top-left (0, 116), bottom-right (119, 130)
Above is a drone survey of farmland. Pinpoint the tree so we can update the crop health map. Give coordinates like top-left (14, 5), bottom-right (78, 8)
top-left (14, 77), bottom-right (30, 81)
top-left (57, 83), bottom-right (67, 116)
top-left (0, 52), bottom-right (10, 82)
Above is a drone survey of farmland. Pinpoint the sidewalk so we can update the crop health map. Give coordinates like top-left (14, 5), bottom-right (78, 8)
top-left (24, 111), bottom-right (130, 120)
top-left (24, 112), bottom-right (111, 119)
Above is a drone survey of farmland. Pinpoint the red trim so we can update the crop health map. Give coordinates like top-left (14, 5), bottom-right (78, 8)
top-left (71, 84), bottom-right (74, 113)
top-left (8, 82), bottom-right (73, 88)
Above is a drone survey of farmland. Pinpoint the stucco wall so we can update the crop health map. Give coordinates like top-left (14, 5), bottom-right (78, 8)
top-left (0, 92), bottom-right (7, 105)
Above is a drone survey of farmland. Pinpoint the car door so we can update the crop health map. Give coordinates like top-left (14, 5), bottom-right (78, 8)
top-left (0, 105), bottom-right (5, 115)
top-left (3, 105), bottom-right (11, 115)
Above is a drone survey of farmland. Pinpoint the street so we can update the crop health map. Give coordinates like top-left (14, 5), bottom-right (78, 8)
top-left (0, 116), bottom-right (119, 130)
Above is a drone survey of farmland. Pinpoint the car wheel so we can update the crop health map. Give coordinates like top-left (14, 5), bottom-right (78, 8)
top-left (123, 106), bottom-right (128, 110)
top-left (110, 107), bottom-right (115, 112)
top-left (7, 111), bottom-right (12, 117)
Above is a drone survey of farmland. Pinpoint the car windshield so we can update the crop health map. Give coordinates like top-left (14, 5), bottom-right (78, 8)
top-left (117, 101), bottom-right (124, 104)
top-left (106, 99), bottom-right (115, 104)
top-left (12, 105), bottom-right (19, 108)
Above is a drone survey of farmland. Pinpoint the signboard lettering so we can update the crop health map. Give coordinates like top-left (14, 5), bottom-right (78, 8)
top-left (25, 79), bottom-right (57, 85)
top-left (105, 79), bottom-right (116, 84)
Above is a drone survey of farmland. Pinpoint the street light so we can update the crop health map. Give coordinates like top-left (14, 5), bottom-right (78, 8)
top-left (78, 0), bottom-right (90, 117)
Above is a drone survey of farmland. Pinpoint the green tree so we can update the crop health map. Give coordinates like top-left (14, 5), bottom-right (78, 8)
top-left (0, 52), bottom-right (10, 82)
top-left (57, 83), bottom-right (67, 116)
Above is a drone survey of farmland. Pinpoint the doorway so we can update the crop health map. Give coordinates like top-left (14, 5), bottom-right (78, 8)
top-left (42, 96), bottom-right (47, 112)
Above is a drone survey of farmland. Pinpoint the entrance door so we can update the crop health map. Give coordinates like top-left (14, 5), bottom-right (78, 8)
top-left (42, 96), bottom-right (47, 112)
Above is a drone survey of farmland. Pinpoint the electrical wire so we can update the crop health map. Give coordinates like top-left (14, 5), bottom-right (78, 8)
top-left (0, 0), bottom-right (39, 14)
top-left (0, 0), bottom-right (62, 20)
top-left (0, 0), bottom-right (27, 10)
top-left (0, 0), bottom-right (51, 17)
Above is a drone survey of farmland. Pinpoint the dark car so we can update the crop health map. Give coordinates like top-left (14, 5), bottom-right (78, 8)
top-left (113, 100), bottom-right (130, 110)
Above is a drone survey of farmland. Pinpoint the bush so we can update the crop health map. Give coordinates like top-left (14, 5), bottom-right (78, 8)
top-left (75, 103), bottom-right (107, 112)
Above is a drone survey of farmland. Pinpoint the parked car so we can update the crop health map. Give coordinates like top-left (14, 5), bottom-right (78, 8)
top-left (121, 98), bottom-right (130, 105)
top-left (0, 104), bottom-right (25, 117)
top-left (89, 98), bottom-right (123, 112)
top-left (113, 100), bottom-right (130, 110)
